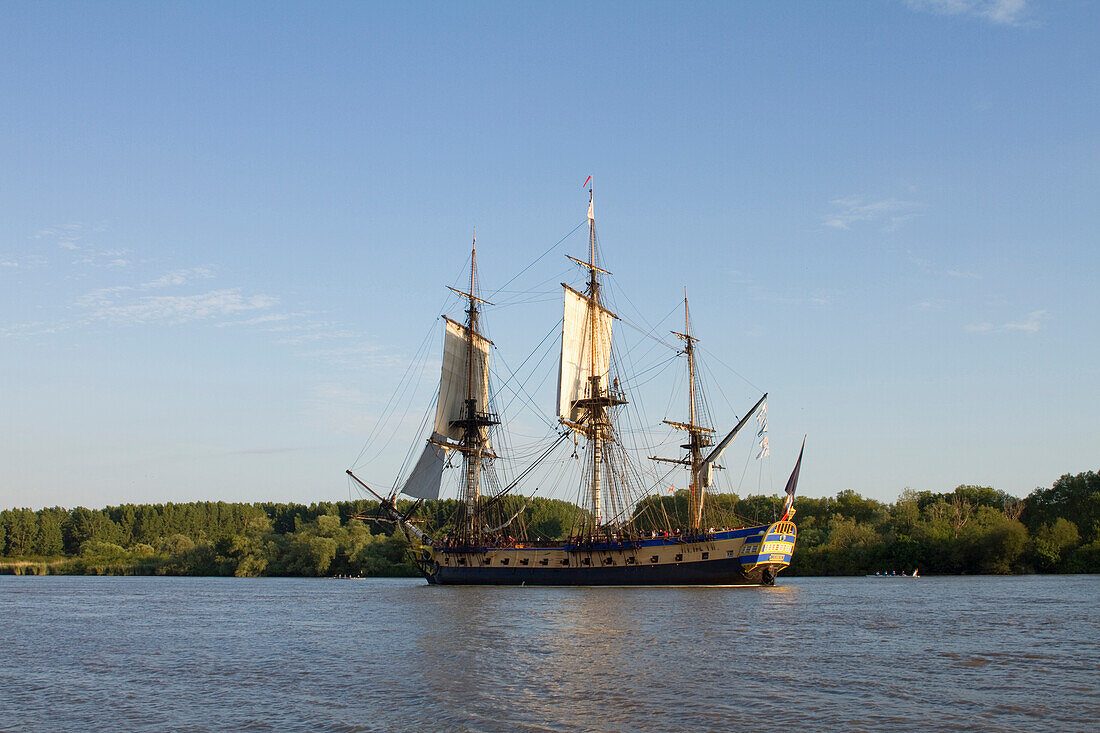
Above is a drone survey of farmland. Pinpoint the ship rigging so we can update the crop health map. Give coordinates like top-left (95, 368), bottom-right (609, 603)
top-left (346, 189), bottom-right (803, 585)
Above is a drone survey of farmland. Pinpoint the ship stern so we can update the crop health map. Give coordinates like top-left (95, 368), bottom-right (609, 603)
top-left (737, 520), bottom-right (797, 585)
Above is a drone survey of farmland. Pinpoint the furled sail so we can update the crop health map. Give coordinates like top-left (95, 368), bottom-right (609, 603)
top-left (557, 285), bottom-right (614, 423)
top-left (699, 393), bottom-right (768, 487)
top-left (434, 317), bottom-right (491, 441)
top-left (401, 435), bottom-right (448, 500)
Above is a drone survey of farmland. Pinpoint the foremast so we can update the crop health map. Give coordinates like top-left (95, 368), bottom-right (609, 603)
top-left (378, 233), bottom-right (499, 544)
top-left (446, 234), bottom-right (499, 541)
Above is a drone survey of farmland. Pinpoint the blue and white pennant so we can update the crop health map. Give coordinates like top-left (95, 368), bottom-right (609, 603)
top-left (756, 399), bottom-right (769, 459)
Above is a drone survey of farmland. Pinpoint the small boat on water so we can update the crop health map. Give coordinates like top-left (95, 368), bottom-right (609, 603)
top-left (347, 189), bottom-right (806, 586)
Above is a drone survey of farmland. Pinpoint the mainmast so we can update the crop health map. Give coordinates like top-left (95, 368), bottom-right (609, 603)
top-left (557, 188), bottom-right (625, 534)
top-left (585, 191), bottom-right (606, 528)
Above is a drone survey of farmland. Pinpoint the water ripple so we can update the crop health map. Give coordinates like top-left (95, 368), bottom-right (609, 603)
top-left (1, 575), bottom-right (1097, 731)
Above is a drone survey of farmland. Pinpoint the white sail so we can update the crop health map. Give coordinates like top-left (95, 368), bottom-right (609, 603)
top-left (434, 317), bottom-right (491, 441)
top-left (557, 285), bottom-right (614, 423)
top-left (401, 436), bottom-right (448, 500)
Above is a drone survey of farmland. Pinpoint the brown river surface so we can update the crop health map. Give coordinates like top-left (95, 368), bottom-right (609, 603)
top-left (1, 575), bottom-right (1097, 731)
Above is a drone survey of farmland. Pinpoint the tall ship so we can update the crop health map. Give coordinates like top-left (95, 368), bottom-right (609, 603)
top-left (347, 189), bottom-right (804, 585)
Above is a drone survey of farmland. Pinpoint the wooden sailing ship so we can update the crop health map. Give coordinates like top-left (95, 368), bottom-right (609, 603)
top-left (347, 190), bottom-right (803, 586)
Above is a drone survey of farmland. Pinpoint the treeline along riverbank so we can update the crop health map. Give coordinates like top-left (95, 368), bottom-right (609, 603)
top-left (2, 471), bottom-right (1096, 577)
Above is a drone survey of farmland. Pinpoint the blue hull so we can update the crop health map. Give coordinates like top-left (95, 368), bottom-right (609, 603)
top-left (426, 554), bottom-right (780, 586)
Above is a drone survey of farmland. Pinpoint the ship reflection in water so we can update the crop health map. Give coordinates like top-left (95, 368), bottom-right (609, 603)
top-left (401, 577), bottom-right (1088, 732)
top-left (407, 583), bottom-right (811, 729)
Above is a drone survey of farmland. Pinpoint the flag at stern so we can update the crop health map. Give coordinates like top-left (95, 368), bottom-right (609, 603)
top-left (780, 437), bottom-right (805, 522)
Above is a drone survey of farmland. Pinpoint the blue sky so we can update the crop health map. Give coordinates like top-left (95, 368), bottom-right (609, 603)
top-left (2, 0), bottom-right (1097, 510)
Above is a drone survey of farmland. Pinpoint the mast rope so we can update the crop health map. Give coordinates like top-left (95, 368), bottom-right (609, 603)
top-left (489, 317), bottom-right (562, 429)
top-left (485, 490), bottom-right (540, 533)
top-left (481, 430), bottom-right (572, 507)
top-left (349, 316), bottom-right (439, 470)
top-left (486, 219), bottom-right (586, 301)
top-left (698, 343), bottom-right (765, 394)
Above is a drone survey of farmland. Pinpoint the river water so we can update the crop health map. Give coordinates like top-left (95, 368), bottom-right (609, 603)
top-left (1, 575), bottom-right (1097, 731)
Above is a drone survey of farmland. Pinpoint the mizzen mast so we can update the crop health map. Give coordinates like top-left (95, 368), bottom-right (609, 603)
top-left (652, 294), bottom-right (715, 530)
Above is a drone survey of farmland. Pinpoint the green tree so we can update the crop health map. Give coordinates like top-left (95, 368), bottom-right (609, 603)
top-left (349, 530), bottom-right (415, 576)
top-left (34, 511), bottom-right (65, 556)
top-left (132, 505), bottom-right (166, 545)
top-left (833, 489), bottom-right (889, 525)
top-left (278, 535), bottom-right (338, 576)
top-left (158, 533), bottom-right (195, 556)
top-left (216, 515), bottom-right (273, 576)
top-left (65, 508), bottom-right (121, 552)
top-left (892, 489), bottom-right (921, 536)
top-left (1023, 471), bottom-right (1099, 543)
top-left (179, 543), bottom-right (218, 575)
top-left (3, 509), bottom-right (38, 556)
top-left (108, 505), bottom-right (137, 546)
top-left (737, 494), bottom-right (784, 524)
top-left (978, 519), bottom-right (1028, 574)
top-left (1032, 518), bottom-right (1080, 570)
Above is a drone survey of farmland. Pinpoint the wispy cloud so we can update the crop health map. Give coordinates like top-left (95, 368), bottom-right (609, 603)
top-left (905, 0), bottom-right (1030, 27)
top-left (1002, 309), bottom-right (1048, 332)
top-left (726, 271), bottom-right (836, 308)
top-left (0, 321), bottom-right (65, 338)
top-left (824, 197), bottom-right (922, 231)
top-left (217, 311), bottom-right (363, 345)
top-left (76, 267), bottom-right (218, 308)
top-left (72, 249), bottom-right (132, 268)
top-left (305, 384), bottom-right (377, 434)
top-left (28, 223), bottom-right (133, 268)
top-left (966, 309), bottom-right (1048, 334)
top-left (138, 267), bottom-right (215, 289)
top-left (81, 288), bottom-right (278, 325)
top-left (2, 247), bottom-right (273, 334)
top-left (268, 321), bottom-right (360, 345)
top-left (218, 312), bottom-right (299, 327)
top-left (304, 344), bottom-right (407, 369)
top-left (224, 447), bottom-right (303, 456)
top-left (32, 223), bottom-right (104, 241)
top-left (908, 252), bottom-right (982, 280)
top-left (0, 252), bottom-right (48, 269)
top-left (6, 224), bottom-right (375, 366)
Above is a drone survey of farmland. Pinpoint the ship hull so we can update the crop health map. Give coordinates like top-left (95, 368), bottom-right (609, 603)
top-left (420, 521), bottom-right (796, 587)
top-left (426, 555), bottom-right (777, 586)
